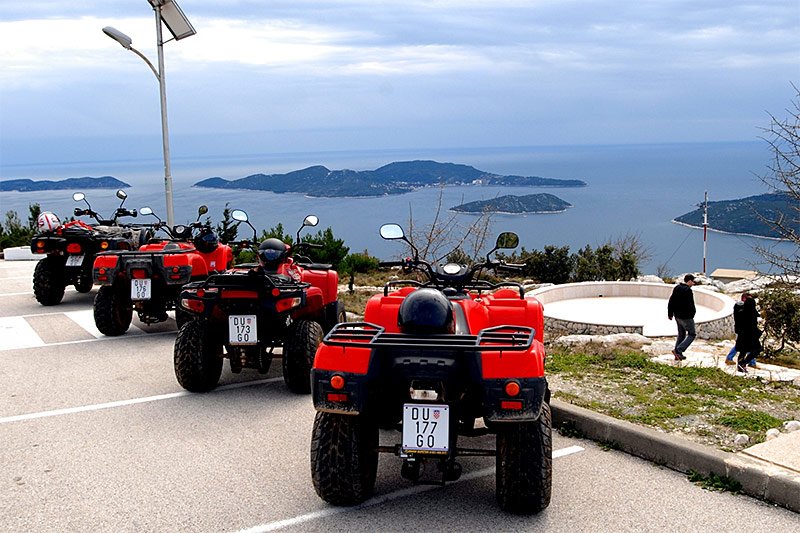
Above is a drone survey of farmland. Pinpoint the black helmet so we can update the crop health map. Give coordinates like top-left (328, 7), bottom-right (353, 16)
top-left (398, 288), bottom-right (454, 335)
top-left (193, 227), bottom-right (219, 254)
top-left (258, 238), bottom-right (289, 270)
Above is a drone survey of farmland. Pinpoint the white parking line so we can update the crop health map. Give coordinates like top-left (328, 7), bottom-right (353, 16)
top-left (239, 445), bottom-right (586, 533)
top-left (65, 309), bottom-right (145, 338)
top-left (0, 378), bottom-right (281, 425)
top-left (0, 316), bottom-right (46, 350)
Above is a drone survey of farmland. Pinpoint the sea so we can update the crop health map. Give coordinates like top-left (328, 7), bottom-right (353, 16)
top-left (1, 142), bottom-right (797, 276)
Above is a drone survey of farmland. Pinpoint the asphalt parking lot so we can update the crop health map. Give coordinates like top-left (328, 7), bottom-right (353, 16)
top-left (2, 260), bottom-right (798, 532)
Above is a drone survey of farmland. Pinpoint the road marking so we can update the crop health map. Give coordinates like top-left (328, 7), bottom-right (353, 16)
top-left (238, 445), bottom-right (585, 533)
top-left (0, 316), bottom-right (46, 350)
top-left (65, 309), bottom-right (145, 338)
top-left (0, 378), bottom-right (281, 425)
top-left (0, 310), bottom-right (157, 351)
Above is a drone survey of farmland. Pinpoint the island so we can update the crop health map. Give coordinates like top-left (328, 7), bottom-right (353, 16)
top-left (0, 176), bottom-right (130, 192)
top-left (451, 193), bottom-right (572, 214)
top-left (673, 191), bottom-right (799, 239)
top-left (193, 160), bottom-right (587, 198)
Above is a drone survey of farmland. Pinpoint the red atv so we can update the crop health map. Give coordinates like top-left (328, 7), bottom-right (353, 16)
top-left (91, 205), bottom-right (233, 336)
top-left (174, 211), bottom-right (345, 394)
top-left (310, 224), bottom-right (551, 513)
top-left (30, 190), bottom-right (142, 305)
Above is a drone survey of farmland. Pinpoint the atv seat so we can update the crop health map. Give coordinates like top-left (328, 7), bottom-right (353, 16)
top-left (298, 262), bottom-right (332, 270)
top-left (163, 243), bottom-right (181, 251)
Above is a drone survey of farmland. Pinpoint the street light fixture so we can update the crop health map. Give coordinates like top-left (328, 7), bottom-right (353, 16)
top-left (102, 0), bottom-right (196, 227)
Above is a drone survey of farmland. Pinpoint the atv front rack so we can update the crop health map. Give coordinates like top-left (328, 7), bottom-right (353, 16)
top-left (383, 280), bottom-right (525, 299)
top-left (322, 322), bottom-right (534, 351)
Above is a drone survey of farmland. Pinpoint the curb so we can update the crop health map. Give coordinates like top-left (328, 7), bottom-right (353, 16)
top-left (551, 399), bottom-right (800, 513)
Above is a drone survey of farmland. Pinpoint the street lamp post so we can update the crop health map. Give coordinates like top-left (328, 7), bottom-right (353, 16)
top-left (102, 0), bottom-right (195, 227)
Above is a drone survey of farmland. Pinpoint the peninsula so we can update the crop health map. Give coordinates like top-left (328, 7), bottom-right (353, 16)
top-left (673, 191), bottom-right (799, 239)
top-left (0, 176), bottom-right (130, 192)
top-left (451, 193), bottom-right (572, 214)
top-left (193, 160), bottom-right (586, 198)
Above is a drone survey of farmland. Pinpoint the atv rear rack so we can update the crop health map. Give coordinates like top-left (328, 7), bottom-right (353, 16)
top-left (322, 322), bottom-right (534, 351)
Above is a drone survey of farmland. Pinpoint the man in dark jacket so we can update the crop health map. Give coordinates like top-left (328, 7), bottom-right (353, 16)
top-left (733, 294), bottom-right (762, 373)
top-left (667, 274), bottom-right (697, 361)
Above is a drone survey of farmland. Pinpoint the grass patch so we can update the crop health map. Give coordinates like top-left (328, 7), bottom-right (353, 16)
top-left (687, 470), bottom-right (742, 494)
top-left (716, 411), bottom-right (783, 433)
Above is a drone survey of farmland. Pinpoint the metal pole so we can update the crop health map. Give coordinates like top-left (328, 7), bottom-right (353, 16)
top-left (702, 191), bottom-right (708, 275)
top-left (154, 6), bottom-right (175, 227)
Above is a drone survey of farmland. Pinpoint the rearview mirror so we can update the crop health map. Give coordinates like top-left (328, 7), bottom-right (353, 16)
top-left (139, 207), bottom-right (153, 216)
top-left (303, 215), bottom-right (319, 227)
top-left (495, 232), bottom-right (519, 250)
top-left (116, 189), bottom-right (127, 200)
top-left (72, 192), bottom-right (85, 202)
top-left (380, 223), bottom-right (405, 240)
top-left (231, 209), bottom-right (248, 222)
top-left (198, 205), bottom-right (208, 217)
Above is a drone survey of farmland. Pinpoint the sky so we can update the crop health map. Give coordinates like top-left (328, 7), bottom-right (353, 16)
top-left (1, 1), bottom-right (798, 173)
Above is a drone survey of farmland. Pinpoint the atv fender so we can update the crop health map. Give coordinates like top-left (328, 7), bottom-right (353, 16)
top-left (483, 376), bottom-right (548, 423)
top-left (300, 268), bottom-right (339, 307)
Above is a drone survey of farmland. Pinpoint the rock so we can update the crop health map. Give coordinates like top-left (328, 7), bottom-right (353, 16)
top-left (766, 428), bottom-right (781, 441)
top-left (551, 333), bottom-right (651, 349)
top-left (783, 420), bottom-right (800, 432)
top-left (636, 275), bottom-right (665, 284)
top-left (733, 434), bottom-right (750, 446)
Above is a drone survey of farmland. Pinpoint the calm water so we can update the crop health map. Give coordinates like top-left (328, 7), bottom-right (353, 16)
top-left (1, 142), bottom-right (796, 275)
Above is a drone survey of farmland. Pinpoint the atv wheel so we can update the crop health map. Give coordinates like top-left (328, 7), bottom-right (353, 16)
top-left (33, 256), bottom-right (66, 305)
top-left (74, 277), bottom-right (93, 293)
top-left (174, 319), bottom-right (223, 392)
top-left (310, 411), bottom-right (378, 505)
top-left (496, 402), bottom-right (552, 514)
top-left (93, 285), bottom-right (133, 336)
top-left (282, 319), bottom-right (323, 394)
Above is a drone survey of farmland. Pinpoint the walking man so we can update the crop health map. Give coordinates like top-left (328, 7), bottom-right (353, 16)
top-left (667, 274), bottom-right (698, 361)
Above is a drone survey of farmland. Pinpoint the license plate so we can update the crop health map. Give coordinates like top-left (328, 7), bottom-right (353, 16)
top-left (229, 315), bottom-right (257, 345)
top-left (402, 404), bottom-right (449, 454)
top-left (131, 278), bottom-right (152, 300)
top-left (65, 254), bottom-right (84, 267)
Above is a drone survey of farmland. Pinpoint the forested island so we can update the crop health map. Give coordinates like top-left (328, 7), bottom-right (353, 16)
top-left (673, 191), bottom-right (799, 239)
top-left (0, 176), bottom-right (129, 192)
top-left (451, 193), bottom-right (572, 214)
top-left (194, 160), bottom-right (586, 197)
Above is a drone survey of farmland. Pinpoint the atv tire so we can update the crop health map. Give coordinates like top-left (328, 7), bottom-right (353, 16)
top-left (94, 285), bottom-right (133, 336)
top-left (496, 402), bottom-right (552, 514)
top-left (74, 277), bottom-right (93, 293)
top-left (282, 319), bottom-right (323, 394)
top-left (174, 319), bottom-right (223, 392)
top-left (310, 411), bottom-right (378, 505)
top-left (33, 255), bottom-right (66, 305)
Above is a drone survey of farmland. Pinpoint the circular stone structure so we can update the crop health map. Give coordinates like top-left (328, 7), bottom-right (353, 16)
top-left (526, 281), bottom-right (736, 339)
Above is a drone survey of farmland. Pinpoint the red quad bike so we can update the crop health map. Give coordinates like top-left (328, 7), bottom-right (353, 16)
top-left (92, 205), bottom-right (233, 336)
top-left (31, 189), bottom-right (142, 306)
top-left (174, 211), bottom-right (346, 394)
top-left (310, 224), bottom-right (552, 514)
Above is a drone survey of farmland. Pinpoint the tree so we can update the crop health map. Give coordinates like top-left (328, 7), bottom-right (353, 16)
top-left (0, 203), bottom-right (40, 249)
top-left (758, 287), bottom-right (800, 354)
top-left (302, 227), bottom-right (350, 270)
top-left (216, 203), bottom-right (238, 244)
top-left (756, 85), bottom-right (800, 279)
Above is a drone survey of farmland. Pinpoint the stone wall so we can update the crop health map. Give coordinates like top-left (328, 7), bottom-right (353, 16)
top-left (543, 314), bottom-right (734, 342)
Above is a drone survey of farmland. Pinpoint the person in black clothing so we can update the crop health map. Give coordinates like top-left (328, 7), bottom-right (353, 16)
top-left (667, 274), bottom-right (698, 361)
top-left (733, 293), bottom-right (762, 373)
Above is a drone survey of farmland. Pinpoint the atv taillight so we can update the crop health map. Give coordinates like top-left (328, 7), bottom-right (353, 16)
top-left (100, 241), bottom-right (109, 250)
top-left (181, 298), bottom-right (204, 313)
top-left (504, 381), bottom-right (521, 397)
top-left (67, 243), bottom-right (82, 254)
top-left (330, 375), bottom-right (345, 390)
top-left (500, 400), bottom-right (523, 411)
top-left (132, 269), bottom-right (147, 279)
top-left (275, 297), bottom-right (301, 313)
top-left (35, 241), bottom-right (45, 250)
top-left (326, 392), bottom-right (349, 403)
top-left (271, 288), bottom-right (281, 297)
top-left (169, 266), bottom-right (182, 280)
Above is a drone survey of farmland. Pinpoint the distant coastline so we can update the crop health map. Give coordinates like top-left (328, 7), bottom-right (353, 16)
top-left (670, 219), bottom-right (784, 241)
top-left (0, 176), bottom-right (129, 192)
top-left (193, 160), bottom-right (587, 198)
top-left (451, 193), bottom-right (572, 214)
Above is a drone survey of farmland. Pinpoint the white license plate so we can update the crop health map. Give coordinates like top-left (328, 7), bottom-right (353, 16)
top-left (131, 278), bottom-right (152, 300)
top-left (402, 404), bottom-right (449, 454)
top-left (229, 315), bottom-right (257, 345)
top-left (65, 254), bottom-right (84, 267)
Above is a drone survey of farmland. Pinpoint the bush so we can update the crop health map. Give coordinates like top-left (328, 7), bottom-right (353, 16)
top-left (1, 204), bottom-right (40, 250)
top-left (759, 287), bottom-right (800, 354)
